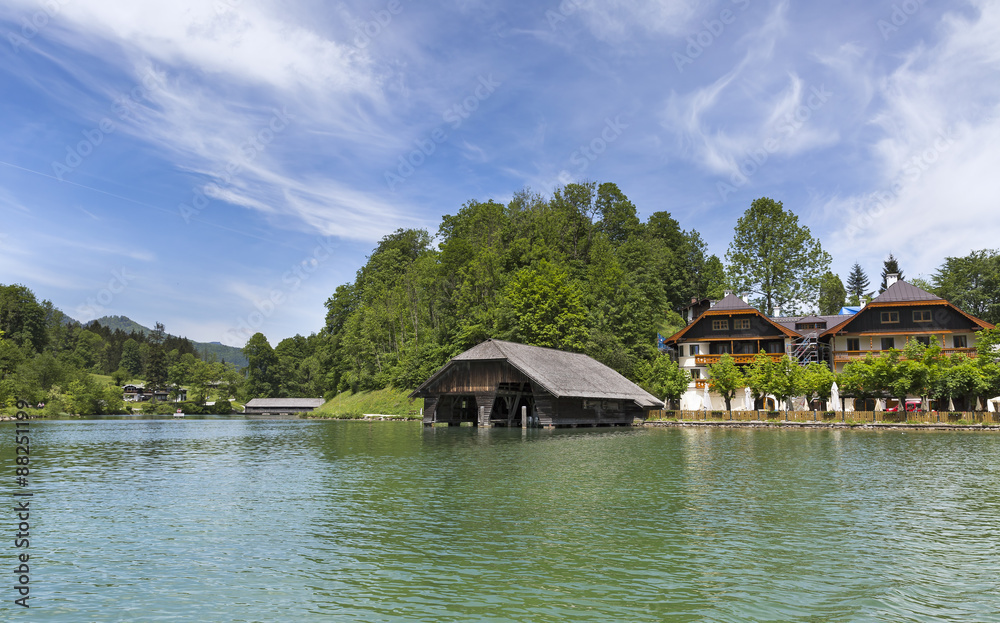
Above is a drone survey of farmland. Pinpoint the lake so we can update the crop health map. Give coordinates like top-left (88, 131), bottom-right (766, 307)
top-left (4, 419), bottom-right (1000, 622)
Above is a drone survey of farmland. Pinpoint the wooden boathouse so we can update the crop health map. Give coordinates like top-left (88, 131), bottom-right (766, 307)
top-left (411, 339), bottom-right (663, 428)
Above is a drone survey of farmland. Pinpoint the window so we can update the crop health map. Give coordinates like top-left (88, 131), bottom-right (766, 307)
top-left (797, 322), bottom-right (826, 330)
top-left (689, 344), bottom-right (700, 355)
top-left (954, 335), bottom-right (968, 349)
top-left (915, 336), bottom-right (931, 346)
top-left (712, 319), bottom-right (729, 331)
top-left (881, 337), bottom-right (895, 350)
top-left (691, 369), bottom-right (701, 379)
top-left (847, 338), bottom-right (860, 351)
top-left (880, 311), bottom-right (899, 323)
top-left (678, 345), bottom-right (685, 357)
top-left (765, 341), bottom-right (784, 354)
top-left (913, 310), bottom-right (932, 323)
top-left (734, 318), bottom-right (751, 330)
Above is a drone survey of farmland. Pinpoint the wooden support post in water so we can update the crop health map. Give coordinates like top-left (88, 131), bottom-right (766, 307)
top-left (521, 405), bottom-right (527, 429)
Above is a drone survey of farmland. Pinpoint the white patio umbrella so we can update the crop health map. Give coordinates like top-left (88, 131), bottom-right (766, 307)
top-left (830, 382), bottom-right (840, 412)
top-left (702, 385), bottom-right (713, 411)
top-left (743, 386), bottom-right (753, 411)
top-left (948, 397), bottom-right (955, 412)
top-left (875, 398), bottom-right (884, 411)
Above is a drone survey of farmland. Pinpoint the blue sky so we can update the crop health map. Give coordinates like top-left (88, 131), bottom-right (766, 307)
top-left (1, 0), bottom-right (998, 346)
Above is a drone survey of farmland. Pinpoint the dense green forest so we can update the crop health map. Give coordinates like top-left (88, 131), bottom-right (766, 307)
top-left (315, 182), bottom-right (727, 394)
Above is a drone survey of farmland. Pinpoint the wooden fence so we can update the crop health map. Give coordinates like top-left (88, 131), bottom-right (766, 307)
top-left (645, 409), bottom-right (1000, 424)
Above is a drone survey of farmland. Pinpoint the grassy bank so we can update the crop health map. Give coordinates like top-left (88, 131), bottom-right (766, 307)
top-left (311, 388), bottom-right (423, 419)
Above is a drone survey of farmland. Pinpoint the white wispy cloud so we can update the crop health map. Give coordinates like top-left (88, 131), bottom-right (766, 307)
top-left (1, 0), bottom-right (421, 242)
top-left (827, 0), bottom-right (1000, 277)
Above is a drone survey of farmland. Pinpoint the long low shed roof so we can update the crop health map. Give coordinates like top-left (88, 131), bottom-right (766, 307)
top-left (413, 339), bottom-right (664, 409)
top-left (244, 398), bottom-right (325, 409)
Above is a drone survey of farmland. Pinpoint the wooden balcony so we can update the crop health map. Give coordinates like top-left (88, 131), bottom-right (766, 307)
top-left (695, 353), bottom-right (785, 366)
top-left (694, 378), bottom-right (711, 389)
top-left (833, 347), bottom-right (976, 362)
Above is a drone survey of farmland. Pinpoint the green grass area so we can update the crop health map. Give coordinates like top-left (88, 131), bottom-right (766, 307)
top-left (312, 388), bottom-right (423, 419)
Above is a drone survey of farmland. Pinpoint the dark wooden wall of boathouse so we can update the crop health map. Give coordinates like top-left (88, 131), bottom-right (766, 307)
top-left (421, 360), bottom-right (532, 426)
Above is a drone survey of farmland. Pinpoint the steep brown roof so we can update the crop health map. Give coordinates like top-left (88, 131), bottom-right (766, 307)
top-left (870, 280), bottom-right (943, 304)
top-left (413, 339), bottom-right (663, 408)
top-left (710, 292), bottom-right (755, 311)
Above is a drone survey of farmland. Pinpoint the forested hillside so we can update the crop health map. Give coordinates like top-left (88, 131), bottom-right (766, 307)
top-left (90, 315), bottom-right (248, 368)
top-left (0, 284), bottom-right (238, 413)
top-left (318, 182), bottom-right (726, 393)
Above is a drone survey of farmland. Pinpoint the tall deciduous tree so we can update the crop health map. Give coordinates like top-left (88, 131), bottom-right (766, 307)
top-left (120, 338), bottom-right (143, 377)
top-left (932, 249), bottom-right (1000, 324)
top-left (845, 262), bottom-right (870, 305)
top-left (879, 253), bottom-right (904, 292)
top-left (725, 197), bottom-right (831, 316)
top-left (243, 332), bottom-right (279, 399)
top-left (702, 255), bottom-right (728, 299)
top-left (639, 354), bottom-right (690, 406)
top-left (500, 260), bottom-right (588, 352)
top-left (707, 353), bottom-right (743, 411)
top-left (817, 272), bottom-right (846, 315)
top-left (745, 351), bottom-right (776, 407)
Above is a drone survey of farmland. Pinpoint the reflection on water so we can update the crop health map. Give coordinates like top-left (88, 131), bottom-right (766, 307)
top-left (3, 420), bottom-right (999, 621)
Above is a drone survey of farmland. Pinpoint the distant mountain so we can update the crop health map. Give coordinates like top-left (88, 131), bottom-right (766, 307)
top-left (89, 315), bottom-right (249, 368)
top-left (90, 315), bottom-right (152, 335)
top-left (195, 341), bottom-right (248, 368)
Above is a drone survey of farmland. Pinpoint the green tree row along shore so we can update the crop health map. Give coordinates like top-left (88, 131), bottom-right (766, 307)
top-left (702, 331), bottom-right (1000, 413)
top-left (6, 185), bottom-right (1000, 413)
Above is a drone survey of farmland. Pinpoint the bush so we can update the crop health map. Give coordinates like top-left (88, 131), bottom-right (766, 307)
top-left (711, 410), bottom-right (726, 417)
top-left (822, 410), bottom-right (836, 419)
top-left (211, 400), bottom-right (233, 415)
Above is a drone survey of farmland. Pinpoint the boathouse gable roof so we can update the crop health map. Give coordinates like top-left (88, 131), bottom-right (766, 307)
top-left (413, 339), bottom-right (663, 408)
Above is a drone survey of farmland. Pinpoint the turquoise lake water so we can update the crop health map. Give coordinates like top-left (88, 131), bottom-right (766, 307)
top-left (3, 419), bottom-right (999, 622)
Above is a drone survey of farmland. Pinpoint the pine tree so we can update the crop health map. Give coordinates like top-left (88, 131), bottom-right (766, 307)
top-left (880, 254), bottom-right (904, 293)
top-left (845, 263), bottom-right (870, 305)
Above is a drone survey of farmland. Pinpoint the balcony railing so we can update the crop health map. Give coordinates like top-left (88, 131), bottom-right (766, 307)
top-left (695, 353), bottom-right (785, 366)
top-left (833, 347), bottom-right (976, 362)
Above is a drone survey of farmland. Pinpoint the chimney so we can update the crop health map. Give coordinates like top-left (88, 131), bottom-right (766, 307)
top-left (886, 273), bottom-right (899, 288)
top-left (724, 289), bottom-right (732, 296)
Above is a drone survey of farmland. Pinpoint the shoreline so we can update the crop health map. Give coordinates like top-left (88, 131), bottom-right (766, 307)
top-left (644, 420), bottom-right (1000, 431)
